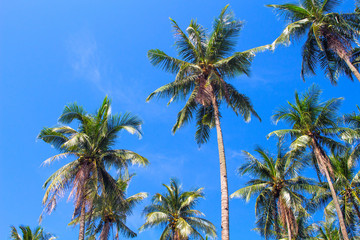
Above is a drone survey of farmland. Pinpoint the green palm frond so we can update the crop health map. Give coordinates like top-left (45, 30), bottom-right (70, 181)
top-left (170, 18), bottom-right (199, 62)
top-left (42, 152), bottom-right (77, 166)
top-left (148, 49), bottom-right (189, 74)
top-left (195, 105), bottom-right (214, 145)
top-left (267, 4), bottom-right (311, 21)
top-left (269, 18), bottom-right (311, 49)
top-left (321, 0), bottom-right (342, 12)
top-left (10, 226), bottom-right (22, 240)
top-left (224, 83), bottom-right (260, 122)
top-left (214, 51), bottom-right (253, 78)
top-left (38, 128), bottom-right (69, 151)
top-left (187, 19), bottom-right (207, 60)
top-left (146, 74), bottom-right (197, 103)
top-left (58, 102), bottom-right (89, 124)
top-left (206, 4), bottom-right (243, 62)
top-left (10, 225), bottom-right (56, 240)
top-left (108, 113), bottom-right (143, 138)
top-left (172, 91), bottom-right (198, 133)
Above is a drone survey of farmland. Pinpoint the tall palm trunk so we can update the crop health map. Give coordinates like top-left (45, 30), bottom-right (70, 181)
top-left (273, 197), bottom-right (281, 239)
top-left (173, 229), bottom-right (181, 240)
top-left (100, 221), bottom-right (110, 240)
top-left (78, 193), bottom-right (86, 240)
top-left (211, 93), bottom-right (230, 240)
top-left (279, 198), bottom-right (292, 240)
top-left (78, 163), bottom-right (91, 240)
top-left (285, 212), bottom-right (292, 240)
top-left (311, 138), bottom-right (349, 240)
top-left (343, 56), bottom-right (360, 82)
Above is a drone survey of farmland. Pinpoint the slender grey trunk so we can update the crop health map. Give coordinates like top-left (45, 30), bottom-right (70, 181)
top-left (311, 138), bottom-right (349, 240)
top-left (210, 92), bottom-right (230, 240)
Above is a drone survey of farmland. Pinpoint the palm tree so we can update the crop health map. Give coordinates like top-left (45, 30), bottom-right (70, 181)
top-left (268, 85), bottom-right (349, 240)
top-left (10, 226), bottom-right (56, 240)
top-left (140, 179), bottom-right (217, 240)
top-left (313, 147), bottom-right (360, 238)
top-left (230, 138), bottom-right (316, 240)
top-left (146, 5), bottom-right (265, 239)
top-left (38, 97), bottom-right (148, 240)
top-left (268, 0), bottom-right (360, 84)
top-left (69, 174), bottom-right (147, 240)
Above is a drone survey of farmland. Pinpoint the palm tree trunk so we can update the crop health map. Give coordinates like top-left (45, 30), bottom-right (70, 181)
top-left (78, 197), bottom-right (86, 240)
top-left (285, 212), bottom-right (292, 240)
top-left (78, 164), bottom-right (91, 240)
top-left (100, 221), bottom-right (110, 240)
top-left (211, 94), bottom-right (230, 240)
top-left (279, 198), bottom-right (292, 240)
top-left (311, 138), bottom-right (349, 240)
top-left (343, 56), bottom-right (360, 83)
top-left (173, 229), bottom-right (181, 240)
top-left (274, 197), bottom-right (280, 239)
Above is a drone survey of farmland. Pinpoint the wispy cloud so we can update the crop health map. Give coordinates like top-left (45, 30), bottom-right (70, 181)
top-left (67, 31), bottom-right (103, 87)
top-left (66, 31), bottom-right (152, 111)
top-left (227, 149), bottom-right (244, 160)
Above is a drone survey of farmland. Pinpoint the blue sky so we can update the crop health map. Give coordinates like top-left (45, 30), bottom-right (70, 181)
top-left (0, 0), bottom-right (358, 239)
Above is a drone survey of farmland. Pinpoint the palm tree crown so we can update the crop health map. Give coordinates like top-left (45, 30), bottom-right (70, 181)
top-left (38, 97), bottom-right (148, 240)
top-left (231, 139), bottom-right (316, 240)
top-left (268, 0), bottom-right (360, 84)
top-left (140, 179), bottom-right (216, 240)
top-left (147, 4), bottom-right (262, 144)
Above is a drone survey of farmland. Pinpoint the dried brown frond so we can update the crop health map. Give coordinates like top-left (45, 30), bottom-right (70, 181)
top-left (195, 75), bottom-right (212, 106)
top-left (321, 26), bottom-right (351, 59)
